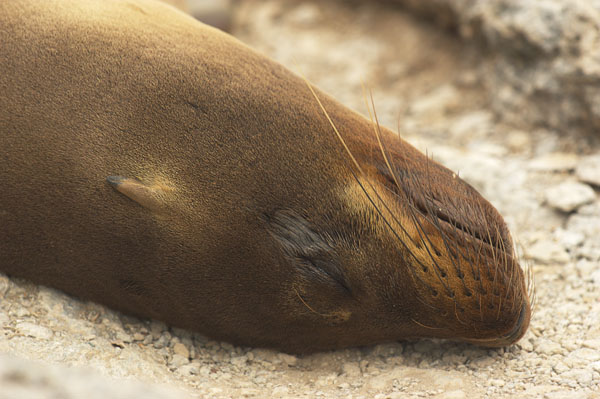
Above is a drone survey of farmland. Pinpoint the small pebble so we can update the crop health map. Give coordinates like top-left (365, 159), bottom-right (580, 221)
top-left (0, 275), bottom-right (9, 297)
top-left (526, 239), bottom-right (570, 264)
top-left (535, 339), bottom-right (563, 356)
top-left (583, 339), bottom-right (600, 350)
top-left (561, 369), bottom-right (594, 385)
top-left (169, 354), bottom-right (190, 368)
top-left (272, 386), bottom-right (289, 396)
top-left (410, 85), bottom-right (459, 115)
top-left (554, 229), bottom-right (585, 249)
top-left (342, 362), bottom-right (361, 377)
top-left (545, 181), bottom-right (596, 212)
top-left (175, 363), bottom-right (199, 376)
top-left (15, 322), bottom-right (53, 340)
top-left (438, 390), bottom-right (466, 399)
top-left (576, 154), bottom-right (600, 186)
top-left (449, 110), bottom-right (492, 139)
top-left (133, 333), bottom-right (145, 341)
top-left (529, 153), bottom-right (578, 172)
top-left (173, 343), bottom-right (190, 359)
top-left (277, 353), bottom-right (298, 367)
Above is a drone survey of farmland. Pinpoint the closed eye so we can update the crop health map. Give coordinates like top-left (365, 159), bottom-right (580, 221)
top-left (297, 255), bottom-right (352, 295)
top-left (265, 209), bottom-right (352, 297)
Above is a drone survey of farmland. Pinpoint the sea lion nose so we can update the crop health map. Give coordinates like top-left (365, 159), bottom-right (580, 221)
top-left (503, 302), bottom-right (530, 345)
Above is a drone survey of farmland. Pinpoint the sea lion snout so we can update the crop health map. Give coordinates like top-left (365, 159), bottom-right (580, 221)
top-left (332, 125), bottom-right (533, 348)
top-left (465, 301), bottom-right (531, 347)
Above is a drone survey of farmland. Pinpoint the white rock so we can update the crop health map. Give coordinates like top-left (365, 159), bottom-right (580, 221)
top-left (0, 274), bottom-right (9, 297)
top-left (529, 153), bottom-right (578, 172)
top-left (561, 368), bottom-right (594, 385)
top-left (251, 349), bottom-right (278, 363)
top-left (576, 154), bottom-right (600, 186)
top-left (133, 333), bottom-right (145, 341)
top-left (288, 3), bottom-right (321, 26)
top-left (175, 363), bottom-right (199, 376)
top-left (590, 361), bottom-right (600, 372)
top-left (169, 354), bottom-right (189, 368)
top-left (567, 214), bottom-right (600, 240)
top-left (410, 85), bottom-right (459, 115)
top-left (239, 387), bottom-right (258, 396)
top-left (115, 331), bottom-right (132, 343)
top-left (583, 339), bottom-right (600, 350)
top-left (553, 362), bottom-right (569, 374)
top-left (545, 181), bottom-right (596, 212)
top-left (506, 130), bottom-right (532, 152)
top-left (277, 353), bottom-right (298, 367)
top-left (172, 343), bottom-right (189, 359)
top-left (149, 320), bottom-right (166, 339)
top-left (576, 202), bottom-right (600, 216)
top-left (0, 354), bottom-right (191, 399)
top-left (525, 239), bottom-right (570, 265)
top-left (0, 312), bottom-right (9, 328)
top-left (545, 391), bottom-right (588, 399)
top-left (535, 339), bottom-right (563, 355)
top-left (554, 229), bottom-right (585, 248)
top-left (438, 390), bottom-right (466, 399)
top-left (272, 386), bottom-right (289, 397)
top-left (15, 322), bottom-right (53, 340)
top-left (230, 356), bottom-right (248, 368)
top-left (577, 260), bottom-right (600, 282)
top-left (341, 362), bottom-right (361, 377)
top-left (489, 378), bottom-right (505, 387)
top-left (449, 110), bottom-right (492, 138)
top-left (518, 338), bottom-right (534, 352)
top-left (567, 348), bottom-right (600, 365)
top-left (14, 308), bottom-right (30, 318)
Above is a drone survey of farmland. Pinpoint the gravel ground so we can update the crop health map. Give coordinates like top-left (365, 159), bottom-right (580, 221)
top-left (1, 0), bottom-right (600, 398)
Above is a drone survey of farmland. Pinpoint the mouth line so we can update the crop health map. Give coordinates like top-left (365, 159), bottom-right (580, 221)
top-left (502, 301), bottom-right (528, 342)
top-left (464, 302), bottom-right (529, 347)
top-left (381, 180), bottom-right (505, 253)
top-left (411, 198), bottom-right (501, 252)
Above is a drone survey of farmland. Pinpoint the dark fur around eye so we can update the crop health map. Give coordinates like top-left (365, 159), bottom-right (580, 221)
top-left (266, 210), bottom-right (351, 294)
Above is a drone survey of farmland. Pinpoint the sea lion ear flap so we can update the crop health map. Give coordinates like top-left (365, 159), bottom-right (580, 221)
top-left (106, 176), bottom-right (173, 212)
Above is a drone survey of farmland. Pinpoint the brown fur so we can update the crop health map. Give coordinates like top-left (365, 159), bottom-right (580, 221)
top-left (0, 0), bottom-right (530, 353)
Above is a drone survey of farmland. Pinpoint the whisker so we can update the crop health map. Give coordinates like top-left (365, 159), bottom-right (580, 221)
top-left (293, 284), bottom-right (326, 317)
top-left (498, 225), bottom-right (518, 312)
top-left (422, 153), bottom-right (472, 297)
top-left (453, 300), bottom-right (467, 325)
top-left (377, 134), bottom-right (458, 296)
top-left (411, 318), bottom-right (443, 330)
top-left (438, 197), bottom-right (487, 304)
top-left (298, 72), bottom-right (437, 295)
top-left (364, 89), bottom-right (456, 297)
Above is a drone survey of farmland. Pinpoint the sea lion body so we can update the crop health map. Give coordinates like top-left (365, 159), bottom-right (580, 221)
top-left (0, 0), bottom-right (530, 352)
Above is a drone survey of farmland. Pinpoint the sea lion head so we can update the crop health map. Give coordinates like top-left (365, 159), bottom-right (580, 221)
top-left (266, 88), bottom-right (532, 352)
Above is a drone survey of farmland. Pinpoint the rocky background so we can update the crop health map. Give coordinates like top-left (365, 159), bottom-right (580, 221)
top-left (2, 0), bottom-right (600, 398)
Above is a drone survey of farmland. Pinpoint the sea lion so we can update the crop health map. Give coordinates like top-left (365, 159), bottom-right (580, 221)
top-left (0, 0), bottom-right (531, 353)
